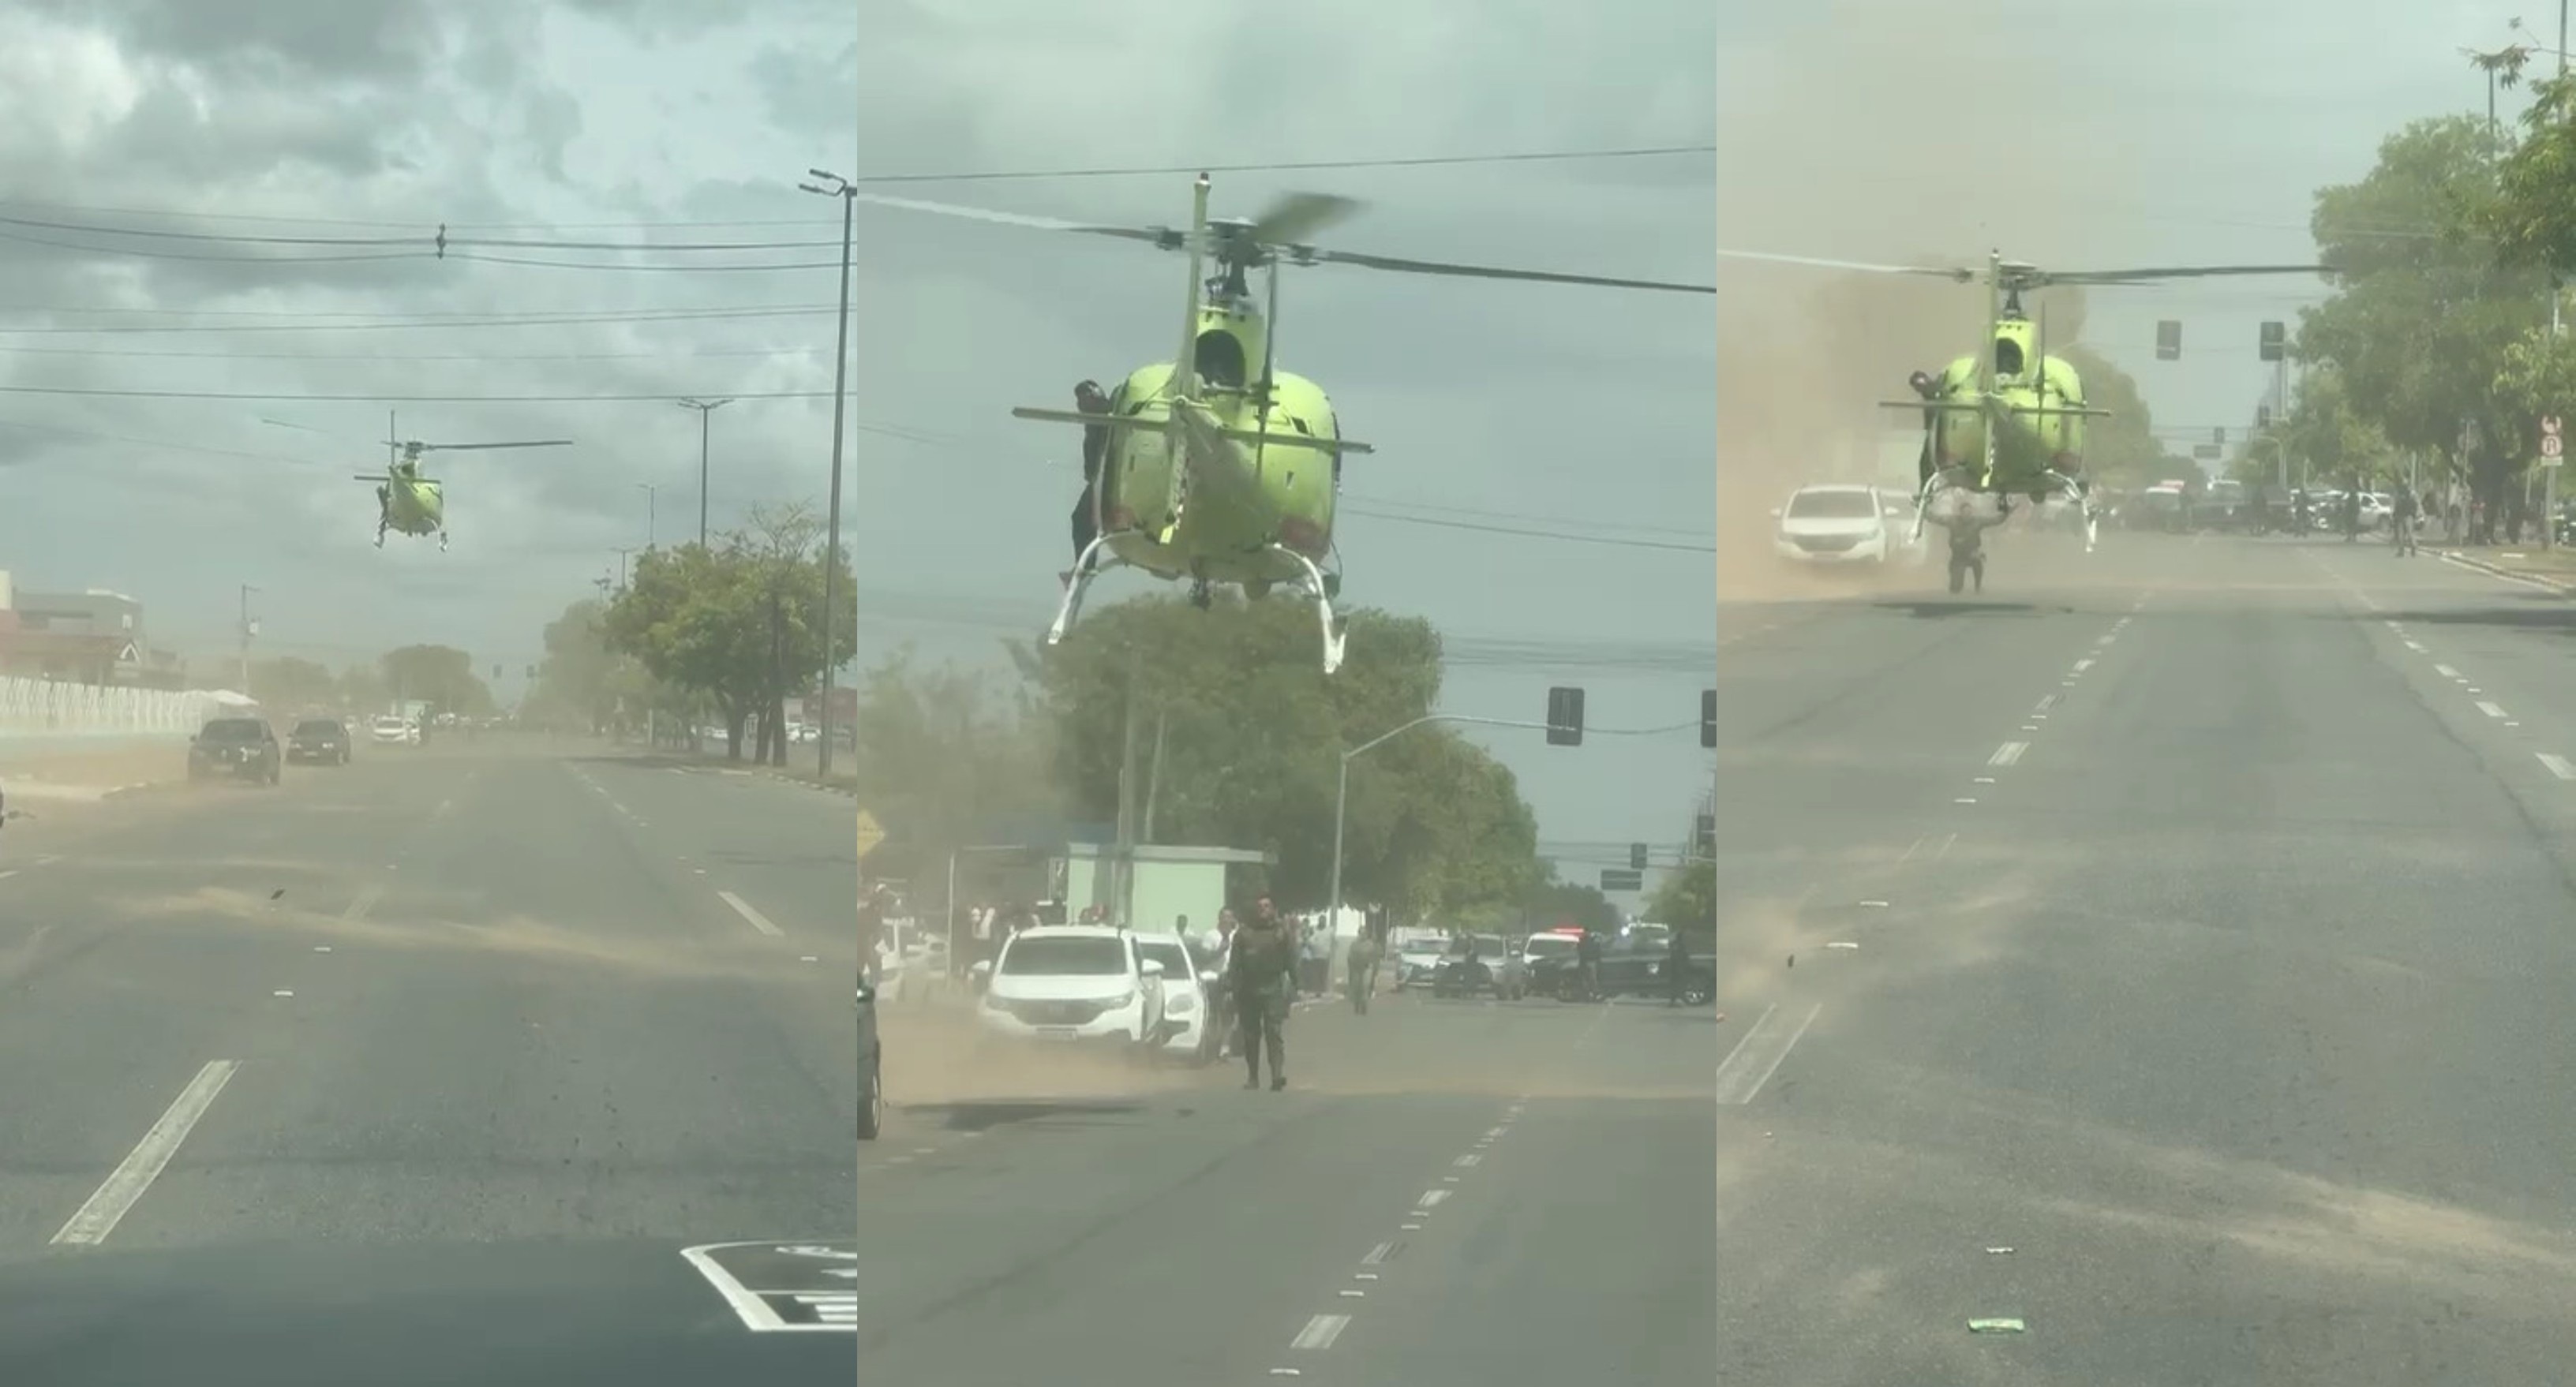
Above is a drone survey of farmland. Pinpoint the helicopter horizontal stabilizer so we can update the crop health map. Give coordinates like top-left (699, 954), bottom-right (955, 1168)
top-left (1875, 400), bottom-right (2111, 418)
top-left (1008, 406), bottom-right (1379, 455)
top-left (353, 474), bottom-right (391, 482)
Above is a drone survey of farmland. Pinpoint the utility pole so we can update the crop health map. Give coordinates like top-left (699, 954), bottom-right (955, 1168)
top-left (635, 481), bottom-right (657, 548)
top-left (676, 398), bottom-right (732, 548)
top-left (799, 168), bottom-right (859, 782)
top-left (1110, 645), bottom-right (1144, 926)
top-left (237, 585), bottom-right (260, 695)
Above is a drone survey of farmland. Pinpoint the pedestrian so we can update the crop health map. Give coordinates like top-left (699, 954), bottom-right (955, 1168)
top-left (1346, 919), bottom-right (1383, 1015)
top-left (2392, 487), bottom-right (2418, 556)
top-left (1227, 897), bottom-right (1295, 1090)
top-left (1664, 928), bottom-right (1694, 1007)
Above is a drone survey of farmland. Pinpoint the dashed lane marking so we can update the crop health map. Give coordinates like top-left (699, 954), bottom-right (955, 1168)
top-left (718, 890), bottom-right (784, 937)
top-left (52, 1060), bottom-right (238, 1246)
top-left (2539, 753), bottom-right (2576, 780)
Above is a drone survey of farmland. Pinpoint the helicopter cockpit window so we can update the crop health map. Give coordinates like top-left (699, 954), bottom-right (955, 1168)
top-left (1994, 338), bottom-right (2025, 376)
top-left (1193, 330), bottom-right (1247, 388)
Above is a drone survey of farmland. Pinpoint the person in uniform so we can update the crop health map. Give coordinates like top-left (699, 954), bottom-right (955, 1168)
top-left (1664, 928), bottom-right (1694, 1006)
top-left (1068, 379), bottom-right (1114, 575)
top-left (1227, 897), bottom-right (1295, 1090)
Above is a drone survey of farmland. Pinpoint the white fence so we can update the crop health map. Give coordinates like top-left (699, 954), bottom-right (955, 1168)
top-left (0, 675), bottom-right (222, 738)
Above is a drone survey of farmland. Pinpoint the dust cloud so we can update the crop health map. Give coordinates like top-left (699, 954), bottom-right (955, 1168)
top-left (1715, 0), bottom-right (2131, 602)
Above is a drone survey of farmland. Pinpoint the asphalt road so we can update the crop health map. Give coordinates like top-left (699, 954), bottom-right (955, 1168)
top-left (1698, 528), bottom-right (2576, 1384)
top-left (0, 739), bottom-right (858, 1386)
top-left (849, 982), bottom-right (1717, 1385)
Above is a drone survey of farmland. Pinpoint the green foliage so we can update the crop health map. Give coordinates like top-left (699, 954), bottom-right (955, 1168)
top-left (1035, 595), bottom-right (1541, 918)
top-left (1646, 859), bottom-right (1714, 938)
top-left (600, 503), bottom-right (858, 759)
top-left (379, 643), bottom-right (495, 716)
top-left (522, 598), bottom-right (659, 734)
top-left (2060, 343), bottom-right (2166, 488)
top-left (2297, 114), bottom-right (2551, 508)
top-left (847, 643), bottom-right (1058, 884)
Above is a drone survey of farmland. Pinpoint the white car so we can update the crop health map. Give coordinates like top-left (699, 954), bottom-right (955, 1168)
top-left (369, 715), bottom-right (415, 746)
top-left (1129, 932), bottom-right (1222, 1064)
top-left (1773, 484), bottom-right (1917, 566)
top-left (974, 925), bottom-right (1169, 1051)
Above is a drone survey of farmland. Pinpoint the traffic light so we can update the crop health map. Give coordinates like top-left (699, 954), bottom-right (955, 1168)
top-left (1629, 842), bottom-right (1648, 871)
top-left (2256, 404), bottom-right (2271, 428)
top-left (1693, 812), bottom-right (1717, 858)
top-left (2211, 426), bottom-right (2226, 447)
top-left (1699, 688), bottom-right (1717, 749)
top-left (2258, 320), bottom-right (2286, 362)
top-left (2155, 320), bottom-right (2181, 361)
top-left (1545, 686), bottom-right (1584, 746)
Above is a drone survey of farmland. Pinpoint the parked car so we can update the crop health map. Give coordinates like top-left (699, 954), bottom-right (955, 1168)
top-left (188, 716), bottom-right (282, 786)
top-left (856, 970), bottom-right (883, 1141)
top-left (1129, 932), bottom-right (1222, 1064)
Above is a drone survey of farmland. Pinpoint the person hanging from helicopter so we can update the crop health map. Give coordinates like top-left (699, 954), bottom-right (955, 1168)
top-left (1067, 379), bottom-right (1114, 579)
top-left (1908, 370), bottom-right (1941, 488)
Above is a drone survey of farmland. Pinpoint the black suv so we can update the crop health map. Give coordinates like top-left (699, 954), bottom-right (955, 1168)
top-left (286, 717), bottom-right (351, 765)
top-left (189, 717), bottom-right (282, 785)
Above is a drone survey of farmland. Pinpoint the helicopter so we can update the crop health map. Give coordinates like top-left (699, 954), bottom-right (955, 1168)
top-left (846, 174), bottom-right (1713, 673)
top-left (1716, 247), bottom-right (2331, 592)
top-left (357, 434), bottom-right (571, 550)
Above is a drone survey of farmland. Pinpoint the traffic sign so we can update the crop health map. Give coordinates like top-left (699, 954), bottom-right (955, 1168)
top-left (855, 809), bottom-right (886, 859)
top-left (2545, 416), bottom-right (2563, 438)
top-left (2545, 434), bottom-right (2564, 463)
top-left (1599, 867), bottom-right (1644, 893)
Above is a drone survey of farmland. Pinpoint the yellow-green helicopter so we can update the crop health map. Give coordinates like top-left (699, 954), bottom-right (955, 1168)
top-left (358, 433), bottom-right (571, 551)
top-left (1717, 248), bottom-right (2330, 590)
top-left (850, 175), bottom-right (1713, 673)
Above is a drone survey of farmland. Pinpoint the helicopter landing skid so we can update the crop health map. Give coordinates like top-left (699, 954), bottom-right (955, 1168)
top-left (1046, 534), bottom-right (1121, 650)
top-left (438, 529), bottom-right (450, 553)
top-left (1264, 544), bottom-right (1346, 675)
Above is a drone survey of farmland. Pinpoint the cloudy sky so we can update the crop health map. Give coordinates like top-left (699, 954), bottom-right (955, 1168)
top-left (0, 0), bottom-right (1717, 869)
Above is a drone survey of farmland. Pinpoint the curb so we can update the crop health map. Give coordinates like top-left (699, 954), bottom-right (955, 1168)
top-left (2436, 550), bottom-right (2576, 593)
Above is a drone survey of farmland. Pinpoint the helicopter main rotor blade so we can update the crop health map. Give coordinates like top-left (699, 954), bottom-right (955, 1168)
top-left (1307, 246), bottom-right (1713, 294)
top-left (2033, 264), bottom-right (2334, 286)
top-left (1246, 192), bottom-right (1361, 249)
top-left (390, 439), bottom-right (575, 453)
top-left (1713, 247), bottom-right (1973, 280)
top-left (845, 191), bottom-right (1167, 247)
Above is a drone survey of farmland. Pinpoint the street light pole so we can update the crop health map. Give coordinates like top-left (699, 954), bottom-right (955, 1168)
top-left (635, 482), bottom-right (657, 548)
top-left (1327, 715), bottom-right (1555, 930)
top-left (676, 398), bottom-right (732, 548)
top-left (799, 169), bottom-right (859, 781)
top-left (237, 585), bottom-right (260, 695)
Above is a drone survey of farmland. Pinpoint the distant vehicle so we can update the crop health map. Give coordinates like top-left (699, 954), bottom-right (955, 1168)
top-left (971, 925), bottom-right (1168, 1052)
top-left (1773, 484), bottom-right (1916, 566)
top-left (1431, 933), bottom-right (1526, 1000)
top-left (286, 717), bottom-right (351, 766)
top-left (1129, 932), bottom-right (1222, 1064)
top-left (369, 714), bottom-right (416, 746)
top-left (189, 716), bottom-right (282, 786)
top-left (856, 970), bottom-right (882, 1141)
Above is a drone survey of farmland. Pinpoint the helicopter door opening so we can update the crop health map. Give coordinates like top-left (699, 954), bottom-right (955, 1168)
top-left (1193, 331), bottom-right (1247, 389)
top-left (1994, 338), bottom-right (2025, 376)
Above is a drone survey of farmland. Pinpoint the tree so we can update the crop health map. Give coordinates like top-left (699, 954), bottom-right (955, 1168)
top-left (602, 504), bottom-right (858, 763)
top-left (246, 656), bottom-right (338, 710)
top-left (1646, 860), bottom-right (1713, 939)
top-left (524, 598), bottom-right (655, 735)
top-left (846, 644), bottom-right (1058, 886)
top-left (1035, 594), bottom-right (1541, 919)
top-left (380, 644), bottom-right (494, 716)
top-left (2059, 343), bottom-right (2167, 488)
top-left (2299, 114), bottom-right (2548, 523)
top-left (338, 663), bottom-right (389, 715)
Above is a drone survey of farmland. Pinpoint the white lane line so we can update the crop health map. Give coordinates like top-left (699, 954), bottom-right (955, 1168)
top-left (343, 884), bottom-right (382, 922)
top-left (1711, 1003), bottom-right (1822, 1105)
top-left (2539, 753), bottom-right (2576, 780)
top-left (0, 869), bottom-right (16, 882)
top-left (1990, 742), bottom-right (2027, 767)
top-left (1416, 1188), bottom-right (1451, 1209)
top-left (2403, 641), bottom-right (2427, 652)
top-left (1454, 1153), bottom-right (1481, 1168)
top-left (2477, 701), bottom-right (2507, 720)
top-left (717, 890), bottom-right (783, 937)
top-left (1290, 1314), bottom-right (1351, 1350)
top-left (1361, 1241), bottom-right (1397, 1265)
top-left (52, 1060), bottom-right (239, 1246)
top-left (2071, 659), bottom-right (2094, 674)
top-left (2433, 664), bottom-right (2461, 679)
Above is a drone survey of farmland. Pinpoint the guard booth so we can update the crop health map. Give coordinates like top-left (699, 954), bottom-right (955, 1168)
top-left (1058, 842), bottom-right (1274, 935)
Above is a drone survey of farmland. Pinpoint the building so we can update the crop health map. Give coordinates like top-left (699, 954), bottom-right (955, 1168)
top-left (0, 572), bottom-right (188, 689)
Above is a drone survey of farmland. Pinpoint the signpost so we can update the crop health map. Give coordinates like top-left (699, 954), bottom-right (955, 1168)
top-left (1600, 867), bottom-right (1645, 893)
top-left (855, 808), bottom-right (885, 862)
